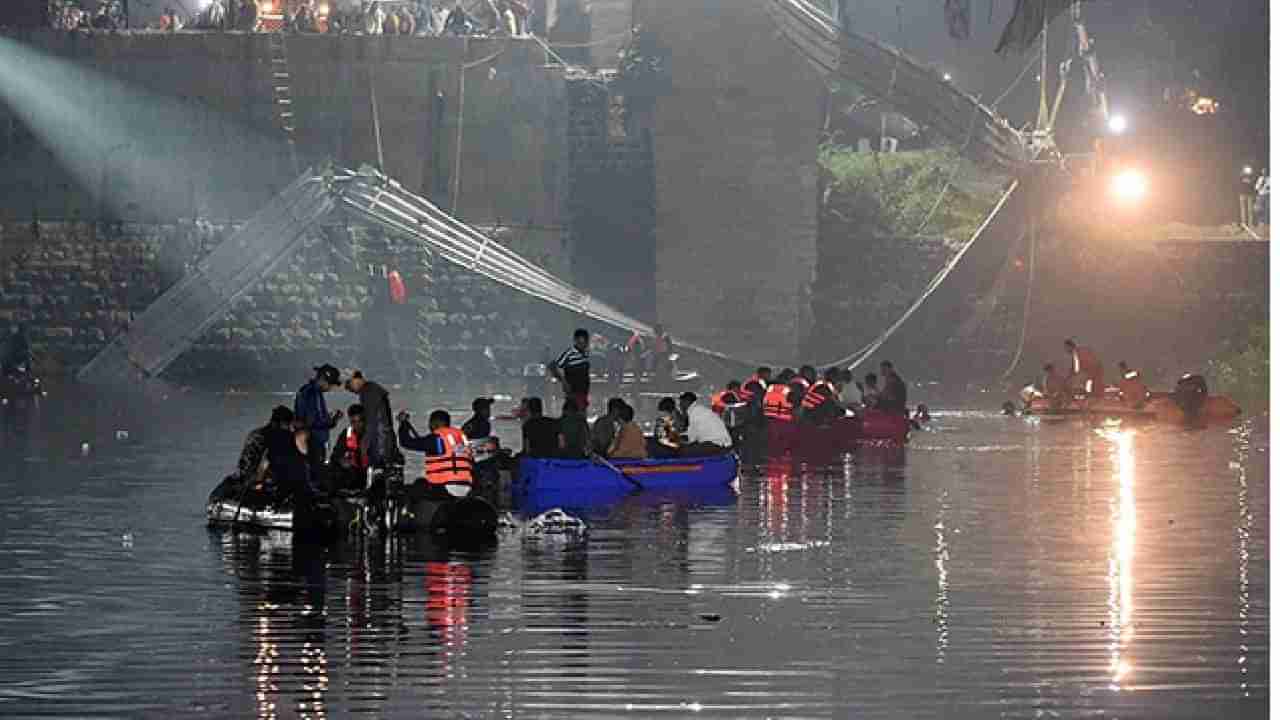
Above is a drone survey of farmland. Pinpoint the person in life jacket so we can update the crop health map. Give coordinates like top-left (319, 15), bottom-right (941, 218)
top-left (739, 367), bottom-right (771, 407)
top-left (801, 367), bottom-right (844, 424)
top-left (397, 409), bottom-right (474, 498)
top-left (327, 403), bottom-right (368, 492)
top-left (1116, 361), bottom-right (1149, 409)
top-left (711, 381), bottom-right (742, 415)
top-left (1065, 338), bottom-right (1104, 397)
top-left (763, 368), bottom-right (799, 423)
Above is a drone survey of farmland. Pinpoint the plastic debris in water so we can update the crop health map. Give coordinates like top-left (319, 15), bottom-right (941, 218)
top-left (526, 508), bottom-right (587, 536)
top-left (115, 430), bottom-right (130, 441)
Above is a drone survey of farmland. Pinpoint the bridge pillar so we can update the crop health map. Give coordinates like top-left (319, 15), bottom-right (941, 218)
top-left (633, 0), bottom-right (822, 364)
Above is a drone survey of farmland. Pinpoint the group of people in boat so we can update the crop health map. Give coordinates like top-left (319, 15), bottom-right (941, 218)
top-left (219, 364), bottom-right (497, 513)
top-left (1011, 338), bottom-right (1228, 424)
top-left (1018, 338), bottom-right (1150, 411)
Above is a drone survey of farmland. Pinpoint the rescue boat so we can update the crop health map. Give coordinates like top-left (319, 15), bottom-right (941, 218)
top-left (764, 409), bottom-right (911, 458)
top-left (513, 453), bottom-right (740, 514)
top-left (1022, 393), bottom-right (1241, 424)
top-left (207, 466), bottom-right (498, 542)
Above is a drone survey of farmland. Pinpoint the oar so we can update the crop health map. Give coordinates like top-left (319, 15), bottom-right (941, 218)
top-left (592, 453), bottom-right (644, 491)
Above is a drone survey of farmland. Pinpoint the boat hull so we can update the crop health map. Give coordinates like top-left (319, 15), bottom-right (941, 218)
top-left (764, 411), bottom-right (909, 458)
top-left (514, 453), bottom-right (739, 513)
top-left (1023, 394), bottom-right (1241, 424)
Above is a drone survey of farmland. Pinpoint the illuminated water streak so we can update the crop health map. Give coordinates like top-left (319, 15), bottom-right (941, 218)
top-left (1232, 426), bottom-right (1253, 698)
top-left (1100, 429), bottom-right (1136, 690)
top-left (933, 489), bottom-right (950, 665)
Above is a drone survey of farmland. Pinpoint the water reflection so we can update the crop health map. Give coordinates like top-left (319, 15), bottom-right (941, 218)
top-left (1234, 424), bottom-right (1254, 698)
top-left (0, 392), bottom-right (1263, 718)
top-left (1100, 428), bottom-right (1136, 690)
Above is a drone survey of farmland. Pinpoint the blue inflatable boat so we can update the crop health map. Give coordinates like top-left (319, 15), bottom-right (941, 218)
top-left (513, 453), bottom-right (740, 515)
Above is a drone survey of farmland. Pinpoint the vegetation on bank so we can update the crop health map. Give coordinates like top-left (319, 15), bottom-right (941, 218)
top-left (818, 143), bottom-right (1003, 243)
top-left (1208, 323), bottom-right (1269, 414)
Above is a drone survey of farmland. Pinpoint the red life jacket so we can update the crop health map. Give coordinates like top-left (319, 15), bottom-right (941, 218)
top-left (711, 389), bottom-right (741, 415)
top-left (342, 427), bottom-right (368, 470)
top-left (762, 384), bottom-right (795, 422)
top-left (423, 426), bottom-right (474, 486)
top-left (801, 380), bottom-right (834, 411)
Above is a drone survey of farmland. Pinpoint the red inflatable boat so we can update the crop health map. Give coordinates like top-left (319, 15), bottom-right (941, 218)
top-left (765, 410), bottom-right (910, 458)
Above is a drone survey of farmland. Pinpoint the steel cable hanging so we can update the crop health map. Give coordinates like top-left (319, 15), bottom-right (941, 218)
top-left (999, 220), bottom-right (1036, 380)
top-left (331, 168), bottom-right (757, 366)
top-left (813, 179), bottom-right (1021, 371)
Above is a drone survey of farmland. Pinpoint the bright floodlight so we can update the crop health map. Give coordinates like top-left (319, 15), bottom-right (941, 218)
top-left (1107, 114), bottom-right (1128, 134)
top-left (1110, 169), bottom-right (1147, 204)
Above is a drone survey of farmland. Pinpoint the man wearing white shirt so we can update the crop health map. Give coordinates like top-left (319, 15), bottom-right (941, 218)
top-left (677, 392), bottom-right (733, 457)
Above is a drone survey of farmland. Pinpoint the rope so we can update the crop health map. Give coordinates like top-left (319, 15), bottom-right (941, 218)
top-left (999, 220), bottom-right (1036, 380)
top-left (815, 179), bottom-right (1021, 371)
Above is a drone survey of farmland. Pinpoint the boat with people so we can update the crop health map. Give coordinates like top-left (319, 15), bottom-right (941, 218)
top-left (207, 465), bottom-right (499, 542)
top-left (513, 453), bottom-right (740, 514)
top-left (1019, 373), bottom-right (1241, 425)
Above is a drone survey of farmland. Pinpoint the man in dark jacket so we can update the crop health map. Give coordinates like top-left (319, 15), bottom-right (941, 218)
top-left (877, 360), bottom-right (908, 414)
top-left (345, 370), bottom-right (399, 467)
top-left (294, 364), bottom-right (343, 480)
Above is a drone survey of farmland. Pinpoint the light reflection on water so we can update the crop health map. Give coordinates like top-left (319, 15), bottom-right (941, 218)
top-left (0, 392), bottom-right (1268, 718)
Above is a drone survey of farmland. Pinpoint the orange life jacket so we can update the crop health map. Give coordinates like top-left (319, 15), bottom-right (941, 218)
top-left (342, 427), bottom-right (368, 470)
top-left (423, 426), bottom-right (474, 486)
top-left (711, 389), bottom-right (741, 415)
top-left (762, 383), bottom-right (795, 422)
top-left (1117, 369), bottom-right (1148, 407)
top-left (801, 380), bottom-right (834, 411)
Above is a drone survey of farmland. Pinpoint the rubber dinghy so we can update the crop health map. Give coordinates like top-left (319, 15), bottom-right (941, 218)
top-left (765, 410), bottom-right (910, 458)
top-left (207, 468), bottom-right (499, 543)
top-left (514, 453), bottom-right (740, 514)
top-left (1023, 394), bottom-right (1241, 424)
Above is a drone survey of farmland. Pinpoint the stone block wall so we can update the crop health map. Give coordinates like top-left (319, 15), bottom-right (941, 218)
top-left (566, 73), bottom-right (656, 321)
top-left (632, 0), bottom-right (823, 365)
top-left (0, 218), bottom-right (565, 387)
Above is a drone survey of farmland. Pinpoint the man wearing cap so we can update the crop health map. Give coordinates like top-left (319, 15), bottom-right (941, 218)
top-left (677, 391), bottom-right (732, 457)
top-left (345, 371), bottom-right (399, 468)
top-left (294, 365), bottom-right (343, 480)
top-left (462, 397), bottom-right (495, 441)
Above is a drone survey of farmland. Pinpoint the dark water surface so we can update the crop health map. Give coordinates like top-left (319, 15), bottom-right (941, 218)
top-left (0, 389), bottom-right (1268, 718)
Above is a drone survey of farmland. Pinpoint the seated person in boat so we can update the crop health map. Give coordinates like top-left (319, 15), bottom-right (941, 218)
top-left (462, 397), bottom-right (494, 440)
top-left (762, 369), bottom-right (799, 423)
top-left (556, 397), bottom-right (592, 459)
top-left (607, 402), bottom-right (647, 459)
top-left (876, 361), bottom-right (909, 414)
top-left (855, 373), bottom-right (880, 410)
top-left (228, 405), bottom-right (295, 489)
top-left (1042, 363), bottom-right (1070, 407)
top-left (591, 398), bottom-right (626, 456)
top-left (650, 397), bottom-right (683, 458)
top-left (397, 410), bottom-right (474, 499)
top-left (1116, 362), bottom-right (1149, 409)
top-left (800, 367), bottom-right (846, 424)
top-left (327, 403), bottom-right (368, 492)
top-left (678, 392), bottom-right (733, 457)
top-left (520, 397), bottom-right (560, 458)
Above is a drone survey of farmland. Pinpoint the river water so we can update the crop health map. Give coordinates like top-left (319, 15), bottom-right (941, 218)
top-left (0, 388), bottom-right (1268, 718)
